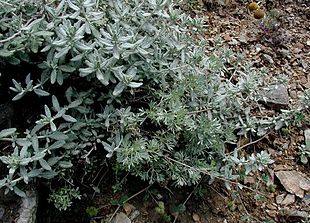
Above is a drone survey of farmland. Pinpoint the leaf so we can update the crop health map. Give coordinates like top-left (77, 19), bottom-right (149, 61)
top-left (0, 49), bottom-right (14, 57)
top-left (32, 151), bottom-right (46, 161)
top-left (49, 131), bottom-right (68, 140)
top-left (51, 69), bottom-right (57, 84)
top-left (14, 187), bottom-right (26, 197)
top-left (59, 161), bottom-right (73, 168)
top-left (12, 92), bottom-right (26, 101)
top-left (39, 170), bottom-right (58, 179)
top-left (34, 31), bottom-right (54, 36)
top-left (50, 121), bottom-right (57, 131)
top-left (34, 88), bottom-right (50, 96)
top-left (300, 154), bottom-right (308, 164)
top-left (48, 156), bottom-right (63, 166)
top-left (59, 65), bottom-right (75, 73)
top-left (128, 81), bottom-right (143, 88)
top-left (0, 128), bottom-right (16, 138)
top-left (44, 105), bottom-right (52, 118)
top-left (68, 100), bottom-right (82, 108)
top-left (62, 114), bottom-right (77, 122)
top-left (113, 45), bottom-right (120, 59)
top-left (52, 95), bottom-right (61, 111)
top-left (49, 140), bottom-right (65, 150)
top-left (28, 169), bottom-right (43, 177)
top-left (39, 159), bottom-right (52, 170)
top-left (113, 82), bottom-right (125, 96)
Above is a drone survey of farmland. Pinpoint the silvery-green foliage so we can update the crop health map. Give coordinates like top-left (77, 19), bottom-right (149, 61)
top-left (0, 0), bottom-right (308, 198)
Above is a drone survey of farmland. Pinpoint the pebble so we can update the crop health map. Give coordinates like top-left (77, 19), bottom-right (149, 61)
top-left (193, 213), bottom-right (200, 222)
top-left (302, 194), bottom-right (310, 205)
top-left (129, 210), bottom-right (140, 221)
top-left (266, 210), bottom-right (277, 218)
top-left (290, 90), bottom-right (298, 99)
top-left (262, 54), bottom-right (274, 64)
top-left (123, 203), bottom-right (135, 216)
top-left (244, 176), bottom-right (256, 184)
top-left (300, 76), bottom-right (308, 85)
top-left (276, 194), bottom-right (285, 204)
top-left (261, 84), bottom-right (290, 108)
top-left (111, 212), bottom-right (131, 223)
top-left (281, 194), bottom-right (295, 205)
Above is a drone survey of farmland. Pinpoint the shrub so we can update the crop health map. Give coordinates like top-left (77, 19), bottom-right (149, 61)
top-left (0, 0), bottom-right (307, 204)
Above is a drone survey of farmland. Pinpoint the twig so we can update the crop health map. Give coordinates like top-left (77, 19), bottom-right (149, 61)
top-left (0, 0), bottom-right (13, 6)
top-left (108, 184), bottom-right (153, 222)
top-left (164, 156), bottom-right (266, 195)
top-left (0, 19), bottom-right (34, 43)
top-left (227, 132), bottom-right (271, 155)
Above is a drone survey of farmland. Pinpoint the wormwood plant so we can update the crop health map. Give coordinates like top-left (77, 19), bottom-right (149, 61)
top-left (0, 0), bottom-right (308, 208)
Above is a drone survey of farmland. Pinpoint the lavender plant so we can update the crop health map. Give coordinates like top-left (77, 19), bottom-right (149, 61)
top-left (0, 0), bottom-right (308, 210)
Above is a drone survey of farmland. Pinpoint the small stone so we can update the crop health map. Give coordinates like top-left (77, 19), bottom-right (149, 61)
top-left (129, 210), bottom-right (140, 221)
top-left (123, 203), bottom-right (135, 216)
top-left (301, 60), bottom-right (308, 69)
top-left (244, 176), bottom-right (256, 184)
top-left (0, 207), bottom-right (4, 220)
top-left (239, 33), bottom-right (247, 43)
top-left (281, 194), bottom-right (295, 205)
top-left (290, 83), bottom-right (297, 90)
top-left (290, 90), bottom-right (298, 99)
top-left (262, 54), bottom-right (274, 64)
top-left (266, 204), bottom-right (277, 210)
top-left (278, 49), bottom-right (290, 58)
top-left (300, 76), bottom-right (308, 84)
top-left (261, 84), bottom-right (289, 108)
top-left (284, 209), bottom-right (309, 219)
top-left (266, 210), bottom-right (277, 218)
top-left (223, 34), bottom-right (232, 42)
top-left (275, 171), bottom-right (310, 198)
top-left (302, 194), bottom-right (310, 205)
top-left (111, 212), bottom-right (131, 223)
top-left (228, 39), bottom-right (239, 45)
top-left (276, 194), bottom-right (285, 204)
top-left (193, 213), bottom-right (200, 222)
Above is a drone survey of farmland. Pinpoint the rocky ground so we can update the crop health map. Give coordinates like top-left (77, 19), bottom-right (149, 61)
top-left (0, 0), bottom-right (309, 222)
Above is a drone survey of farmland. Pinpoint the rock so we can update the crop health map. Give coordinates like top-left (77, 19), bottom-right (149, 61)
top-left (302, 194), bottom-right (310, 205)
top-left (281, 194), bottom-right (295, 205)
top-left (17, 191), bottom-right (38, 223)
top-left (111, 212), bottom-right (131, 223)
top-left (193, 213), bottom-right (200, 222)
top-left (0, 207), bottom-right (4, 220)
top-left (300, 76), bottom-right (308, 85)
top-left (275, 171), bottom-right (310, 198)
top-left (123, 203), bottom-right (135, 216)
top-left (244, 176), bottom-right (256, 184)
top-left (290, 90), bottom-right (298, 99)
top-left (266, 204), bottom-right (277, 210)
top-left (283, 209), bottom-right (309, 219)
top-left (276, 194), bottom-right (285, 204)
top-left (262, 54), bottom-right (274, 64)
top-left (129, 210), bottom-right (140, 221)
top-left (260, 84), bottom-right (290, 109)
top-left (266, 209), bottom-right (277, 218)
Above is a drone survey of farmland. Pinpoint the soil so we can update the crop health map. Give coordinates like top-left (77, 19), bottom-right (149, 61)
top-left (0, 0), bottom-right (309, 222)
